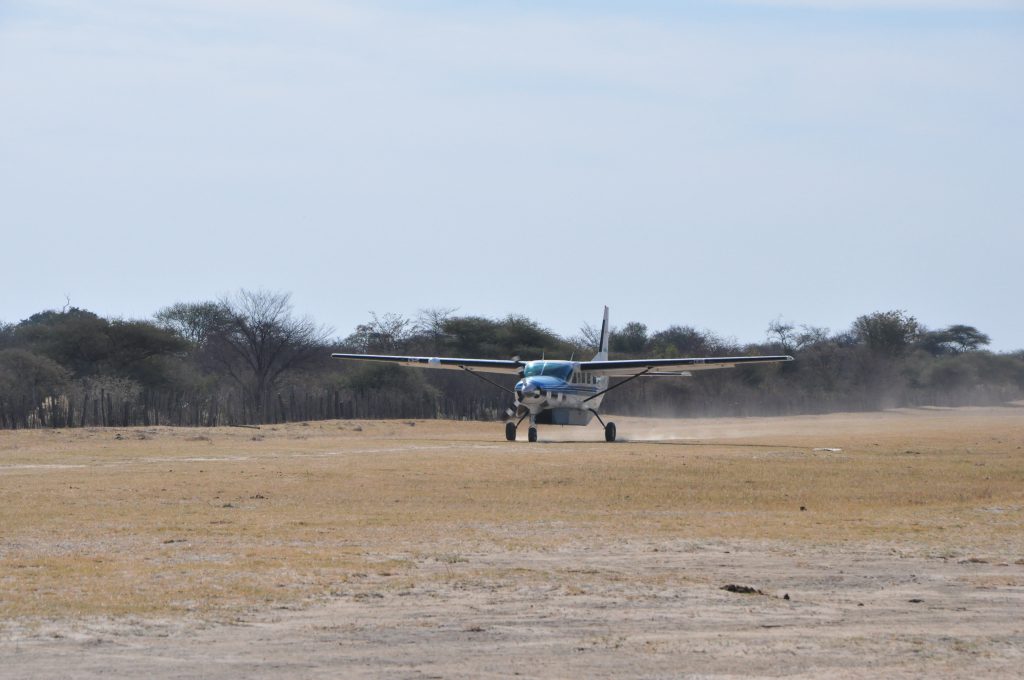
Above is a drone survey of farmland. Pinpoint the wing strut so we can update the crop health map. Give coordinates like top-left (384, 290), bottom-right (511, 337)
top-left (461, 367), bottom-right (515, 395)
top-left (582, 368), bottom-right (652, 403)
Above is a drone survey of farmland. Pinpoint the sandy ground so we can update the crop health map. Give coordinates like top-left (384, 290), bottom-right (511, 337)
top-left (2, 408), bottom-right (1023, 678)
top-left (6, 541), bottom-right (1024, 679)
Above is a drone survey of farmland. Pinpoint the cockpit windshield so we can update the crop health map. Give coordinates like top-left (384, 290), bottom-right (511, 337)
top-left (522, 361), bottom-right (573, 381)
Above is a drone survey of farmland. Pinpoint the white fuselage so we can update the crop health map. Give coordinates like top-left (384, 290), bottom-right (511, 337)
top-left (512, 360), bottom-right (609, 424)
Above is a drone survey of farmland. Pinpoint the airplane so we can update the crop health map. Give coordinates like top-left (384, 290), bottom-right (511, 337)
top-left (331, 307), bottom-right (793, 442)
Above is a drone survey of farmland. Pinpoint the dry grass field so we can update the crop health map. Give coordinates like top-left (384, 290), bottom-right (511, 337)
top-left (2, 407), bottom-right (1023, 678)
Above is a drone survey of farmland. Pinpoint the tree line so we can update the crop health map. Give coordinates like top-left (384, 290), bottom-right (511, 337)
top-left (1, 290), bottom-right (1021, 429)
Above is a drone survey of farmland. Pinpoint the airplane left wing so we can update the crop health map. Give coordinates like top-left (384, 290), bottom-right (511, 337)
top-left (331, 353), bottom-right (523, 374)
top-left (579, 355), bottom-right (793, 377)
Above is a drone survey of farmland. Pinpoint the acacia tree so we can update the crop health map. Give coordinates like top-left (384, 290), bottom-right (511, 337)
top-left (918, 324), bottom-right (992, 355)
top-left (207, 290), bottom-right (332, 422)
top-left (155, 301), bottom-right (232, 347)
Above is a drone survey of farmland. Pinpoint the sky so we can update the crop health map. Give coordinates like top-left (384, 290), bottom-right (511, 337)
top-left (2, 0), bottom-right (1022, 350)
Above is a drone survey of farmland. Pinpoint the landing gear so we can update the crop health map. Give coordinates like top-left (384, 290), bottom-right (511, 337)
top-left (604, 421), bottom-right (617, 443)
top-left (589, 408), bottom-right (617, 443)
top-left (506, 413), bottom-right (538, 443)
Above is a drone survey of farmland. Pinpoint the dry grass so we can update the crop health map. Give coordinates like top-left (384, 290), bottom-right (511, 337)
top-left (1, 407), bottom-right (1022, 623)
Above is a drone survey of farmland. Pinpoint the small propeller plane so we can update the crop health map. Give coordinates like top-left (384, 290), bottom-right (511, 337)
top-left (331, 308), bottom-right (793, 442)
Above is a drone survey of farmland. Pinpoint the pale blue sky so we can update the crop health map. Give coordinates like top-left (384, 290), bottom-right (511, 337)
top-left (2, 1), bottom-right (1022, 349)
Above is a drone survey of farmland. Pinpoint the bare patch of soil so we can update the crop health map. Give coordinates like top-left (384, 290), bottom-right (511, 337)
top-left (2, 408), bottom-right (1023, 677)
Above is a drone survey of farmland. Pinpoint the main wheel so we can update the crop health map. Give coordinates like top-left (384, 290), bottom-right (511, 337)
top-left (604, 422), bottom-right (617, 442)
top-left (528, 427), bottom-right (538, 443)
top-left (505, 421), bottom-right (517, 441)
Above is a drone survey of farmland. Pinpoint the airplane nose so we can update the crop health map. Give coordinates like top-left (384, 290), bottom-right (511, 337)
top-left (516, 380), bottom-right (541, 400)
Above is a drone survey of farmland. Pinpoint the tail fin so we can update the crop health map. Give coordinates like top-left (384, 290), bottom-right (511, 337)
top-left (593, 306), bottom-right (610, 361)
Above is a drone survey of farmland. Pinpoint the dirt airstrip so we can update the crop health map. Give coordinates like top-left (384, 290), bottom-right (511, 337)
top-left (1, 407), bottom-right (1023, 678)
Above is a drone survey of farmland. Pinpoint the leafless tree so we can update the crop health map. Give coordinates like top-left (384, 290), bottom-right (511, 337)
top-left (575, 321), bottom-right (601, 351)
top-left (344, 312), bottom-right (413, 353)
top-left (209, 290), bottom-right (332, 422)
top-left (414, 307), bottom-right (458, 353)
top-left (766, 317), bottom-right (797, 352)
top-left (795, 325), bottom-right (831, 349)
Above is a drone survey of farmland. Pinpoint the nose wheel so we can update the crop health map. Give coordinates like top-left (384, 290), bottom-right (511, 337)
top-left (506, 413), bottom-right (538, 442)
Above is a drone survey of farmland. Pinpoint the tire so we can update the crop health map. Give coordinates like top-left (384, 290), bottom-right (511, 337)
top-left (528, 427), bottom-right (538, 443)
top-left (505, 421), bottom-right (517, 441)
top-left (604, 422), bottom-right (616, 442)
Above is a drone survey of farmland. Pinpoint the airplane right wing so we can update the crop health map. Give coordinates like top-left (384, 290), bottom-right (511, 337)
top-left (579, 355), bottom-right (794, 377)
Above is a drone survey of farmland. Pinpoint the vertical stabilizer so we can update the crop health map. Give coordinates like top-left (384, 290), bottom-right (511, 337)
top-left (593, 306), bottom-right (610, 361)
